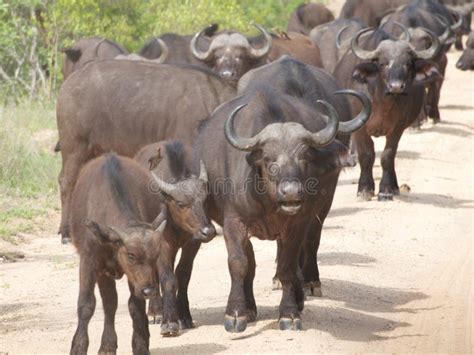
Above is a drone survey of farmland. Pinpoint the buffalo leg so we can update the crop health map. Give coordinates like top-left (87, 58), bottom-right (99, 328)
top-left (379, 129), bottom-right (403, 201)
top-left (127, 283), bottom-right (150, 355)
top-left (97, 275), bottom-right (118, 355)
top-left (353, 129), bottom-right (375, 200)
top-left (244, 240), bottom-right (257, 322)
top-left (175, 239), bottom-right (201, 329)
top-left (70, 258), bottom-right (96, 355)
top-left (147, 292), bottom-right (162, 324)
top-left (223, 217), bottom-right (250, 333)
top-left (301, 221), bottom-right (322, 297)
top-left (157, 242), bottom-right (179, 337)
top-left (58, 147), bottom-right (89, 244)
top-left (277, 233), bottom-right (305, 331)
top-left (272, 240), bottom-right (282, 290)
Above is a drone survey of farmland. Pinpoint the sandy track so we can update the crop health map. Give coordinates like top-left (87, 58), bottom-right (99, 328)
top-left (0, 52), bottom-right (472, 354)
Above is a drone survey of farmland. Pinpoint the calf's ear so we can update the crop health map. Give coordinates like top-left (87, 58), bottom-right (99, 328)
top-left (352, 62), bottom-right (378, 83)
top-left (85, 219), bottom-right (124, 246)
top-left (246, 149), bottom-right (263, 166)
top-left (151, 207), bottom-right (168, 232)
top-left (414, 60), bottom-right (442, 84)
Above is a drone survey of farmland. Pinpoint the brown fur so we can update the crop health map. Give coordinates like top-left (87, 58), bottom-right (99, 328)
top-left (268, 32), bottom-right (323, 68)
top-left (287, 3), bottom-right (335, 35)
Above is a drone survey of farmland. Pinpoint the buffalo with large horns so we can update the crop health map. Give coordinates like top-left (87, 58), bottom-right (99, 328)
top-left (335, 27), bottom-right (441, 201)
top-left (195, 56), bottom-right (371, 332)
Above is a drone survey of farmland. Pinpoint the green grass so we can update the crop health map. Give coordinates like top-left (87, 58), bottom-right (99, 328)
top-left (0, 100), bottom-right (61, 242)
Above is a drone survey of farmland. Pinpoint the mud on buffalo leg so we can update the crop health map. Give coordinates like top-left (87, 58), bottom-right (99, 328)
top-left (97, 275), bottom-right (118, 354)
top-left (70, 258), bottom-right (97, 355)
top-left (147, 292), bottom-right (162, 325)
top-left (175, 239), bottom-right (201, 329)
top-left (244, 240), bottom-right (257, 322)
top-left (157, 241), bottom-right (179, 337)
top-left (428, 54), bottom-right (447, 123)
top-left (127, 283), bottom-right (150, 354)
top-left (223, 217), bottom-right (250, 333)
top-left (272, 240), bottom-right (283, 290)
top-left (58, 146), bottom-right (90, 243)
top-left (378, 129), bottom-right (403, 201)
top-left (277, 232), bottom-right (305, 331)
top-left (353, 129), bottom-right (375, 200)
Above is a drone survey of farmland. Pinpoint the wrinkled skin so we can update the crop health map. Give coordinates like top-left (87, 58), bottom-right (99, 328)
top-left (335, 29), bottom-right (441, 201)
top-left (196, 57), bottom-right (369, 332)
top-left (69, 155), bottom-right (166, 355)
top-left (57, 60), bottom-right (235, 244)
top-left (287, 3), bottom-right (335, 35)
top-left (61, 37), bottom-right (127, 80)
top-left (456, 31), bottom-right (474, 70)
top-left (133, 141), bottom-right (216, 335)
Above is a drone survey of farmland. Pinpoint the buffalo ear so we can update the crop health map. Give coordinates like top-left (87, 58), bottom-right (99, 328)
top-left (352, 62), bottom-right (378, 83)
top-left (63, 47), bottom-right (82, 63)
top-left (151, 207), bottom-right (168, 231)
top-left (414, 60), bottom-right (442, 84)
top-left (85, 219), bottom-right (123, 246)
top-left (335, 146), bottom-right (356, 168)
top-left (245, 149), bottom-right (263, 166)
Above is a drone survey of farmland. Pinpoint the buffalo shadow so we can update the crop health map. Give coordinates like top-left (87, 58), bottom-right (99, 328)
top-left (151, 343), bottom-right (227, 354)
top-left (398, 192), bottom-right (473, 209)
top-left (318, 252), bottom-right (376, 267)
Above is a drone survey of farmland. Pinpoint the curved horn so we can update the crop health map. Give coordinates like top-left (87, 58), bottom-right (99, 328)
top-left (224, 104), bottom-right (261, 151)
top-left (308, 101), bottom-right (339, 147)
top-left (199, 160), bottom-right (208, 182)
top-left (448, 9), bottom-right (463, 32)
top-left (336, 25), bottom-right (350, 49)
top-left (249, 24), bottom-right (272, 59)
top-left (333, 89), bottom-right (372, 133)
top-left (393, 21), bottom-right (410, 41)
top-left (151, 170), bottom-right (178, 195)
top-left (351, 28), bottom-right (379, 60)
top-left (190, 24), bottom-right (214, 61)
top-left (409, 28), bottom-right (440, 59)
top-left (434, 14), bottom-right (452, 44)
top-left (154, 38), bottom-right (169, 64)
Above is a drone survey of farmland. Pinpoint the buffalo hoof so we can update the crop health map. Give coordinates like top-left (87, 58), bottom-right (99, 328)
top-left (357, 191), bottom-right (374, 201)
top-left (272, 277), bottom-right (282, 290)
top-left (304, 281), bottom-right (322, 298)
top-left (148, 315), bottom-right (162, 324)
top-left (247, 309), bottom-right (257, 323)
top-left (378, 192), bottom-right (393, 201)
top-left (98, 349), bottom-right (117, 355)
top-left (278, 317), bottom-right (302, 331)
top-left (61, 237), bottom-right (71, 245)
top-left (224, 314), bottom-right (247, 333)
top-left (178, 318), bottom-right (194, 330)
top-left (160, 321), bottom-right (179, 337)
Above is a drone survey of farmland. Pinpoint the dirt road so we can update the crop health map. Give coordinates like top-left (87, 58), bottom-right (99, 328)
top-left (0, 50), bottom-right (472, 354)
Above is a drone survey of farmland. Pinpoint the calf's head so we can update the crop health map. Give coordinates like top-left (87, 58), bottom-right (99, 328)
top-left (351, 27), bottom-right (441, 95)
top-left (224, 90), bottom-right (370, 216)
top-left (456, 33), bottom-right (474, 70)
top-left (151, 159), bottom-right (215, 243)
top-left (85, 219), bottom-right (167, 299)
top-left (191, 24), bottom-right (272, 83)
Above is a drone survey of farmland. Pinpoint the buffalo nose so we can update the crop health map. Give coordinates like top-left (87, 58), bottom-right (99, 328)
top-left (279, 180), bottom-right (303, 201)
top-left (141, 286), bottom-right (155, 298)
top-left (456, 60), bottom-right (463, 69)
top-left (388, 80), bottom-right (406, 93)
top-left (221, 70), bottom-right (235, 79)
top-left (200, 224), bottom-right (216, 239)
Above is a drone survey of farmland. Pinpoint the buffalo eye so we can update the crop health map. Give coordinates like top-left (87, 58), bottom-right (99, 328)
top-left (176, 201), bottom-right (186, 210)
top-left (127, 253), bottom-right (136, 264)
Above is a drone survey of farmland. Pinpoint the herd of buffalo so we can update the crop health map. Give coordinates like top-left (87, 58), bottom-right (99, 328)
top-left (54, 1), bottom-right (474, 354)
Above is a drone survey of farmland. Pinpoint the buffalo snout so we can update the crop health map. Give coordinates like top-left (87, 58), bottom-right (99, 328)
top-left (141, 285), bottom-right (157, 299)
top-left (387, 80), bottom-right (406, 94)
top-left (278, 180), bottom-right (304, 215)
top-left (195, 223), bottom-right (216, 243)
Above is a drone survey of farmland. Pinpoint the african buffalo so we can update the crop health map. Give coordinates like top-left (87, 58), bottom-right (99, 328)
top-left (287, 3), bottom-right (335, 35)
top-left (339, 0), bottom-right (408, 26)
top-left (456, 31), bottom-right (474, 70)
top-left (69, 153), bottom-right (167, 355)
top-left (133, 141), bottom-right (216, 336)
top-left (309, 19), bottom-right (366, 73)
top-left (139, 24), bottom-right (218, 65)
top-left (57, 61), bottom-right (236, 244)
top-left (190, 24), bottom-right (272, 84)
top-left (61, 37), bottom-right (127, 79)
top-left (195, 56), bottom-right (370, 332)
top-left (382, 4), bottom-right (455, 123)
top-left (334, 27), bottom-right (441, 201)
